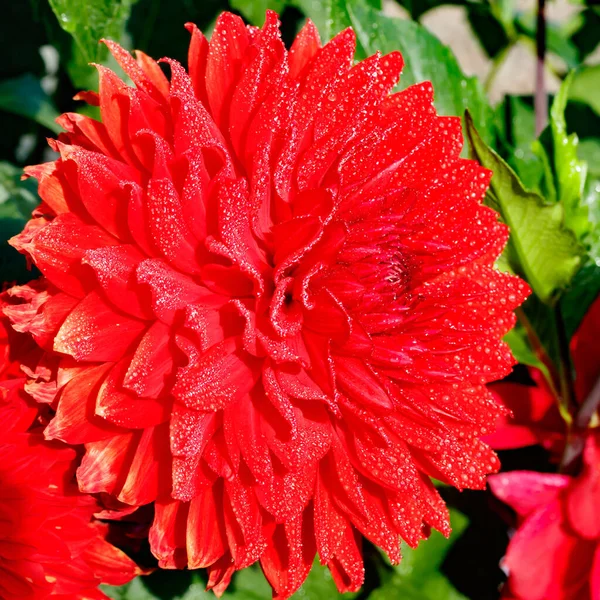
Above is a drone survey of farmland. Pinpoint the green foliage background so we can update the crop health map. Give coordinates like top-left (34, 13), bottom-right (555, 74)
top-left (1, 0), bottom-right (599, 598)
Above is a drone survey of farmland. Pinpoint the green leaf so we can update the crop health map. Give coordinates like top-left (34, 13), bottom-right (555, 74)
top-left (465, 111), bottom-right (583, 305)
top-left (550, 73), bottom-right (589, 239)
top-left (466, 3), bottom-right (511, 59)
top-left (0, 75), bottom-right (61, 133)
top-left (530, 137), bottom-right (558, 204)
top-left (579, 138), bottom-right (600, 175)
top-left (503, 322), bottom-right (556, 391)
top-left (561, 263), bottom-right (600, 339)
top-left (569, 65), bottom-right (600, 116)
top-left (225, 565), bottom-right (272, 599)
top-left (0, 162), bottom-right (39, 285)
top-left (571, 8), bottom-right (600, 64)
top-left (230, 0), bottom-right (286, 26)
top-left (47, 0), bottom-right (139, 88)
top-left (102, 572), bottom-right (211, 600)
top-left (578, 138), bottom-right (600, 264)
top-left (557, 133), bottom-right (600, 339)
top-left (102, 558), bottom-right (357, 600)
top-left (394, 0), bottom-right (466, 21)
top-left (504, 326), bottom-right (544, 370)
top-left (291, 561), bottom-right (358, 600)
top-left (370, 510), bottom-right (468, 600)
top-left (0, 163), bottom-right (39, 220)
top-left (496, 96), bottom-right (548, 193)
top-left (292, 0), bottom-right (353, 46)
top-left (292, 0), bottom-right (377, 45)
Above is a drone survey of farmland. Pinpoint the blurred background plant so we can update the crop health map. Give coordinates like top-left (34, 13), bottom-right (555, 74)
top-left (1, 0), bottom-right (598, 599)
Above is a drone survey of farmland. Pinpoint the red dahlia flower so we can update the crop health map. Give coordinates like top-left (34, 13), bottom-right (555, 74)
top-left (490, 433), bottom-right (600, 600)
top-left (6, 10), bottom-right (528, 597)
top-left (0, 322), bottom-right (140, 598)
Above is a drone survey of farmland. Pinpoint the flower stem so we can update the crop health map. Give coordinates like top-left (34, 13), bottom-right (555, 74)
top-left (575, 377), bottom-right (600, 429)
top-left (515, 306), bottom-right (561, 401)
top-left (556, 304), bottom-right (593, 473)
top-left (535, 0), bottom-right (548, 136)
top-left (555, 305), bottom-right (577, 412)
top-left (562, 359), bottom-right (600, 472)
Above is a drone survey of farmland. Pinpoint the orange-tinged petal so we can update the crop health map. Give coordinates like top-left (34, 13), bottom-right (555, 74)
top-left (54, 292), bottom-right (146, 362)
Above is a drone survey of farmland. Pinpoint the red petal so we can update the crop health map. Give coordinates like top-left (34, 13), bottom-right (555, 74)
top-left (173, 339), bottom-right (259, 412)
top-left (504, 499), bottom-right (594, 600)
top-left (135, 49), bottom-right (170, 99)
top-left (485, 378), bottom-right (563, 451)
top-left (206, 553), bottom-right (236, 596)
top-left (185, 22), bottom-right (209, 107)
top-left (489, 471), bottom-right (570, 517)
top-left (95, 358), bottom-right (169, 428)
top-left (136, 258), bottom-right (217, 324)
top-left (297, 52), bottom-right (403, 190)
top-left (566, 434), bottom-right (600, 539)
top-left (186, 484), bottom-right (227, 568)
top-left (59, 138), bottom-right (139, 240)
top-left (56, 112), bottom-right (119, 158)
top-left (327, 525), bottom-right (364, 594)
top-left (123, 320), bottom-right (173, 398)
top-left (335, 356), bottom-right (394, 412)
top-left (103, 39), bottom-right (168, 102)
top-left (83, 244), bottom-right (153, 320)
top-left (146, 178), bottom-right (201, 274)
top-left (96, 65), bottom-right (139, 165)
top-left (83, 536), bottom-right (142, 585)
top-left (571, 294), bottom-right (600, 402)
top-left (274, 28), bottom-right (355, 198)
top-left (211, 177), bottom-right (268, 291)
top-left (229, 393), bottom-right (273, 486)
top-left (23, 162), bottom-right (74, 215)
top-left (223, 476), bottom-right (265, 568)
top-left (77, 432), bottom-right (135, 495)
top-left (228, 11), bottom-right (284, 156)
top-left (54, 291), bottom-right (146, 361)
top-left (289, 20), bottom-right (321, 80)
top-left (260, 508), bottom-right (316, 599)
top-left (483, 422), bottom-right (544, 450)
top-left (314, 473), bottom-right (347, 562)
top-left (205, 12), bottom-right (251, 128)
top-left (592, 545), bottom-right (600, 600)
top-left (73, 90), bottom-right (100, 106)
top-left (149, 500), bottom-right (189, 569)
top-left (168, 60), bottom-right (232, 171)
top-left (118, 424), bottom-right (170, 505)
top-left (4, 282), bottom-right (77, 350)
top-left (338, 82), bottom-right (436, 188)
top-left (44, 364), bottom-right (122, 444)
top-left (11, 213), bottom-right (118, 297)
